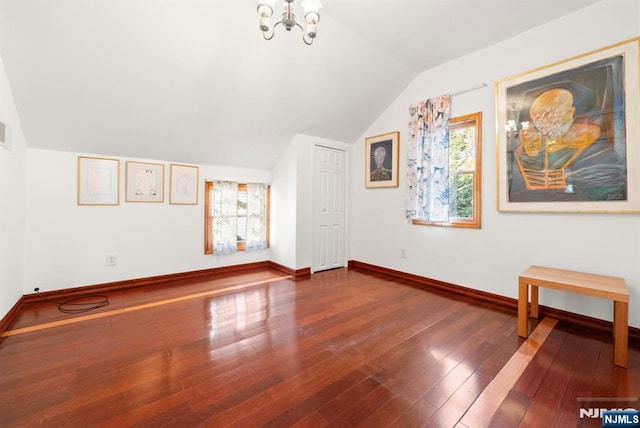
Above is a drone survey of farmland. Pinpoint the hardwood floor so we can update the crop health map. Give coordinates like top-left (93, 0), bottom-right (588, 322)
top-left (0, 267), bottom-right (638, 427)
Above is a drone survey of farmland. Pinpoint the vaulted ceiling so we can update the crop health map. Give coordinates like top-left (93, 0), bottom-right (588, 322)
top-left (0, 0), bottom-right (602, 169)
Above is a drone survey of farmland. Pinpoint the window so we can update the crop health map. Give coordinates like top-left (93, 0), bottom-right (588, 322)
top-left (204, 181), bottom-right (270, 255)
top-left (412, 111), bottom-right (482, 228)
top-left (236, 184), bottom-right (248, 249)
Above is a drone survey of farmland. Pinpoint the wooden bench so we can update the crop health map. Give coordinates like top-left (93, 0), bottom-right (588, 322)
top-left (517, 265), bottom-right (629, 367)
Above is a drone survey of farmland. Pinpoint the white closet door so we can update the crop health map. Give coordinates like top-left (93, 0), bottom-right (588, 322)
top-left (312, 145), bottom-right (346, 273)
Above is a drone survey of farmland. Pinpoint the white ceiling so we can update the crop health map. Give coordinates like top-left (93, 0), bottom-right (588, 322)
top-left (0, 0), bottom-right (603, 169)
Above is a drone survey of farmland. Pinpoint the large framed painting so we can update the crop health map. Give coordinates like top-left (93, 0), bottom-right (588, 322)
top-left (365, 131), bottom-right (399, 188)
top-left (496, 37), bottom-right (640, 212)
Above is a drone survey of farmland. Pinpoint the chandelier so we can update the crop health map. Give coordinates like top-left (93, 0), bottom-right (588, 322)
top-left (257, 0), bottom-right (322, 45)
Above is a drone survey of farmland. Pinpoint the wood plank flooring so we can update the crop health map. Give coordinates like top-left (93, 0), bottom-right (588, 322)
top-left (0, 267), bottom-right (638, 427)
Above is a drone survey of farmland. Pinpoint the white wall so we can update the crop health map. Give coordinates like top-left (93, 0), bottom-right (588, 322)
top-left (0, 48), bottom-right (26, 319)
top-left (24, 149), bottom-right (271, 293)
top-left (349, 0), bottom-right (640, 328)
top-left (295, 134), bottom-right (315, 270)
top-left (270, 136), bottom-right (298, 270)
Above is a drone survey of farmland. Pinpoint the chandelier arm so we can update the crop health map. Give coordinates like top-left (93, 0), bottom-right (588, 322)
top-left (295, 22), bottom-right (314, 45)
top-left (262, 20), bottom-right (282, 41)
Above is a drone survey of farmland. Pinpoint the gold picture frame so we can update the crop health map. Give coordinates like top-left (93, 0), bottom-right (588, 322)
top-left (125, 161), bottom-right (165, 203)
top-left (496, 37), bottom-right (640, 213)
top-left (77, 156), bottom-right (120, 206)
top-left (365, 131), bottom-right (399, 188)
top-left (170, 163), bottom-right (199, 205)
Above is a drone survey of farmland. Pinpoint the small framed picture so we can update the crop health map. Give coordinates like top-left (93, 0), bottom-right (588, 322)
top-left (125, 161), bottom-right (164, 203)
top-left (170, 163), bottom-right (199, 205)
top-left (77, 156), bottom-right (120, 205)
top-left (365, 131), bottom-right (400, 188)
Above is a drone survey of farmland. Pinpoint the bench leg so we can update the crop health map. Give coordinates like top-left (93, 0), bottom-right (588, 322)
top-left (518, 281), bottom-right (529, 338)
top-left (613, 300), bottom-right (617, 338)
top-left (530, 285), bottom-right (539, 319)
top-left (613, 300), bottom-right (628, 368)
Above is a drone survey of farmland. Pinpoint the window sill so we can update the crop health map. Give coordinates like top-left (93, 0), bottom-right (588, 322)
top-left (411, 218), bottom-right (480, 229)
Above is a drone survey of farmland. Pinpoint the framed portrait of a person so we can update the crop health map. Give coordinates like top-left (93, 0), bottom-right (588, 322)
top-left (365, 131), bottom-right (399, 188)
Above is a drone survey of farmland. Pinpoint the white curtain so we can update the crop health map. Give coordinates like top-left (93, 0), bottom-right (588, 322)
top-left (212, 181), bottom-right (238, 255)
top-left (406, 95), bottom-right (451, 221)
top-left (245, 183), bottom-right (268, 251)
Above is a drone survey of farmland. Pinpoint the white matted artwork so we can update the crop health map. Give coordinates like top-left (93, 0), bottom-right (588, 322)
top-left (126, 161), bottom-right (164, 202)
top-left (170, 163), bottom-right (199, 205)
top-left (77, 156), bottom-right (120, 205)
top-left (0, 120), bottom-right (10, 151)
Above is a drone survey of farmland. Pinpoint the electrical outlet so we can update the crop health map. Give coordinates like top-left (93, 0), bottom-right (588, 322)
top-left (401, 249), bottom-right (407, 259)
top-left (106, 253), bottom-right (117, 266)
